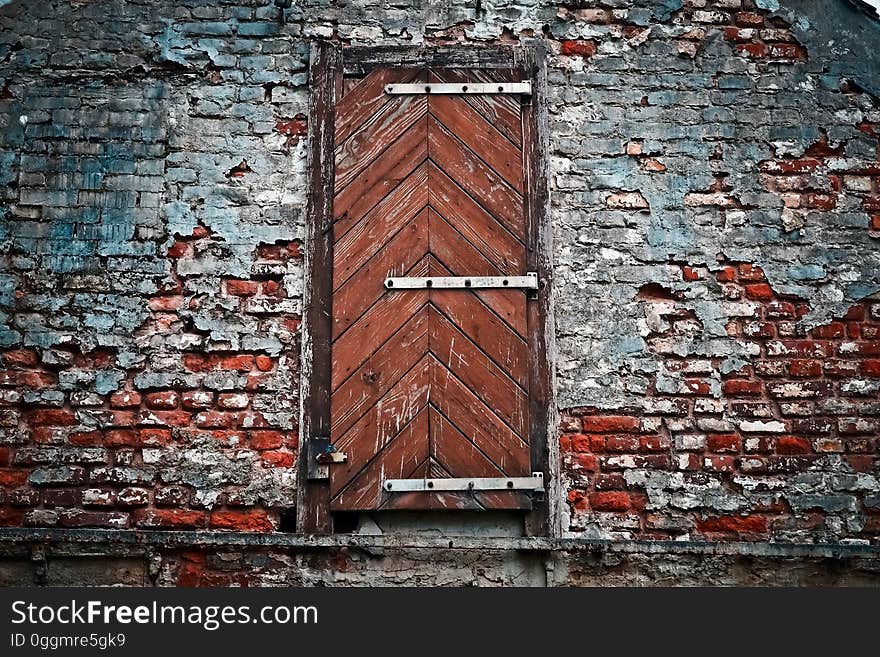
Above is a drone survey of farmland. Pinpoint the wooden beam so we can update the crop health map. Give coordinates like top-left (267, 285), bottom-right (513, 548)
top-left (297, 40), bottom-right (341, 534)
top-left (343, 45), bottom-right (519, 76)
top-left (518, 41), bottom-right (557, 538)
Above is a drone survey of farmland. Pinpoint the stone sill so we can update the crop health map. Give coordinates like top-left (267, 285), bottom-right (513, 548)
top-left (0, 528), bottom-right (877, 560)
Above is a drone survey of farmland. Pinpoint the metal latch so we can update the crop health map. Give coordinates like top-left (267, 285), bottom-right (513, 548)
top-left (385, 82), bottom-right (532, 96)
top-left (316, 443), bottom-right (347, 465)
top-left (385, 273), bottom-right (538, 290)
top-left (384, 472), bottom-right (544, 493)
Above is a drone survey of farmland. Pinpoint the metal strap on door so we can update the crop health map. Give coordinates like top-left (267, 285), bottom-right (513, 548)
top-left (385, 82), bottom-right (532, 95)
top-left (385, 472), bottom-right (544, 493)
top-left (385, 273), bottom-right (538, 290)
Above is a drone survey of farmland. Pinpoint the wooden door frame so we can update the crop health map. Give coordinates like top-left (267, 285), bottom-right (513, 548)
top-left (297, 42), bottom-right (558, 536)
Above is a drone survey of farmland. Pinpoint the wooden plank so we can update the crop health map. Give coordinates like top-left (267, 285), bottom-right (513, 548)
top-left (330, 408), bottom-right (430, 510)
top-left (430, 287), bottom-right (529, 389)
top-left (298, 41), bottom-right (340, 534)
top-left (428, 306), bottom-right (528, 437)
top-left (331, 274), bottom-right (428, 391)
top-left (519, 42), bottom-right (554, 537)
top-left (331, 307), bottom-right (430, 438)
top-left (432, 68), bottom-right (523, 146)
top-left (343, 46), bottom-right (518, 76)
top-left (335, 68), bottom-right (422, 144)
top-left (430, 354), bottom-right (530, 476)
top-left (330, 356), bottom-right (432, 494)
top-left (429, 406), bottom-right (505, 478)
top-left (334, 115), bottom-right (428, 224)
top-left (429, 93), bottom-right (523, 193)
top-left (333, 172), bottom-right (429, 288)
top-left (428, 117), bottom-right (523, 238)
top-left (428, 208), bottom-right (526, 338)
top-left (429, 162), bottom-right (523, 272)
top-left (332, 210), bottom-right (428, 338)
top-left (335, 94), bottom-right (428, 192)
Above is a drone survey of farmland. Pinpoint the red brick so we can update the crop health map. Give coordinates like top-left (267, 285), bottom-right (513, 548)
top-left (697, 515), bottom-right (768, 534)
top-left (148, 411), bottom-right (192, 427)
top-left (863, 360), bottom-right (880, 377)
top-left (181, 390), bottom-right (214, 409)
top-left (0, 448), bottom-right (9, 467)
top-left (218, 393), bottom-right (249, 410)
top-left (104, 430), bottom-right (138, 447)
top-left (640, 435), bottom-right (669, 451)
top-left (17, 371), bottom-right (56, 388)
top-left (569, 434), bottom-right (592, 452)
top-left (581, 415), bottom-right (640, 433)
top-left (776, 435), bottom-right (812, 454)
top-left (567, 489), bottom-right (588, 511)
top-left (275, 117), bottom-right (307, 137)
top-left (148, 296), bottom-right (184, 312)
top-left (570, 453), bottom-right (599, 472)
top-left (250, 430), bottom-right (283, 450)
top-left (210, 509), bottom-right (274, 532)
top-left (588, 491), bottom-right (631, 512)
top-left (59, 511), bottom-right (129, 529)
top-left (195, 411), bottom-right (240, 429)
top-left (145, 390), bottom-right (180, 409)
top-left (69, 430), bottom-right (103, 446)
top-left (110, 391), bottom-right (141, 408)
top-left (0, 508), bottom-right (26, 526)
top-left (871, 214), bottom-right (880, 231)
top-left (2, 349), bottom-right (39, 368)
top-left (30, 409), bottom-right (76, 427)
top-left (681, 266), bottom-right (701, 281)
top-left (226, 279), bottom-right (259, 296)
top-left (716, 266), bottom-right (737, 282)
top-left (220, 355), bottom-right (254, 372)
top-left (738, 263), bottom-right (765, 281)
top-left (166, 241), bottom-right (190, 258)
top-left (133, 509), bottom-right (208, 529)
top-left (0, 469), bottom-right (29, 488)
top-left (810, 322), bottom-right (846, 339)
top-left (255, 355), bottom-right (275, 372)
top-left (261, 450), bottom-right (294, 468)
top-left (722, 379), bottom-right (763, 396)
top-left (703, 455), bottom-right (736, 472)
top-left (138, 428), bottom-right (172, 446)
top-left (745, 283), bottom-right (774, 301)
top-left (605, 435), bottom-right (640, 452)
top-left (707, 434), bottom-right (740, 453)
top-left (788, 359), bottom-right (822, 377)
top-left (560, 40), bottom-right (596, 58)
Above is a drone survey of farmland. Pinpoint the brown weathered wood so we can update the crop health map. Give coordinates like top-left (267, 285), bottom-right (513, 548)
top-left (334, 116), bottom-right (428, 224)
top-left (430, 355), bottom-right (530, 475)
top-left (428, 93), bottom-right (523, 193)
top-left (428, 306), bottom-right (527, 436)
top-left (331, 275), bottom-right (428, 390)
top-left (331, 408), bottom-right (430, 510)
top-left (332, 210), bottom-right (428, 338)
top-left (519, 42), bottom-right (554, 537)
top-left (333, 173), bottom-right (429, 287)
top-left (298, 41), bottom-right (341, 534)
top-left (432, 68), bottom-right (523, 146)
top-left (343, 46), bottom-right (518, 76)
top-left (335, 94), bottom-right (428, 192)
top-left (430, 286), bottom-right (529, 389)
top-left (331, 307), bottom-right (430, 438)
top-left (331, 356), bottom-right (432, 494)
top-left (321, 48), bottom-right (547, 518)
top-left (427, 208), bottom-right (526, 337)
top-left (428, 163), bottom-right (524, 274)
top-left (335, 68), bottom-right (421, 144)
top-left (428, 117), bottom-right (524, 238)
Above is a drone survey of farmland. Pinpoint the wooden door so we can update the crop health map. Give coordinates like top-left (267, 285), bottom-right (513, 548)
top-left (327, 66), bottom-right (535, 512)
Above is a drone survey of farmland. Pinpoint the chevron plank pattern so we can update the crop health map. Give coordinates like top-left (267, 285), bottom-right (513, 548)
top-left (330, 67), bottom-right (531, 511)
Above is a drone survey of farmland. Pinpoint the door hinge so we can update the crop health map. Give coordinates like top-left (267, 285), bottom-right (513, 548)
top-left (385, 272), bottom-right (538, 290)
top-left (385, 82), bottom-right (532, 96)
top-left (383, 472), bottom-right (544, 493)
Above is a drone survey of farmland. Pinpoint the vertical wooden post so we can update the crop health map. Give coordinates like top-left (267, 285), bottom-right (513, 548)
top-left (297, 41), bottom-right (340, 534)
top-left (519, 41), bottom-right (558, 537)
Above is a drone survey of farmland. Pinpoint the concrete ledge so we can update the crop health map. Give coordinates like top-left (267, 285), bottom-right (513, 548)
top-left (1, 527), bottom-right (878, 559)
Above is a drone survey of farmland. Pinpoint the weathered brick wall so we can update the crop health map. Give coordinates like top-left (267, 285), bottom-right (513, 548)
top-left (0, 0), bottom-right (878, 546)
